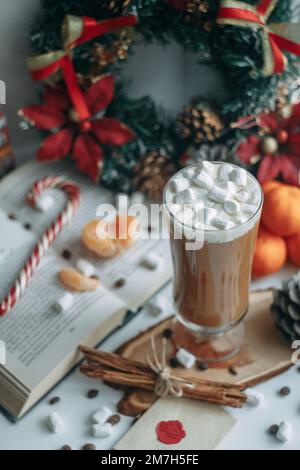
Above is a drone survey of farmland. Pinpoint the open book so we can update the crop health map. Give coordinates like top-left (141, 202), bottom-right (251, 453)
top-left (0, 160), bottom-right (172, 419)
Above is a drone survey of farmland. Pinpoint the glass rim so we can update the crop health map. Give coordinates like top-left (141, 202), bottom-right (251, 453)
top-left (163, 161), bottom-right (264, 233)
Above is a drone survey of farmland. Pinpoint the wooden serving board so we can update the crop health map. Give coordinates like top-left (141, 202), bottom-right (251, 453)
top-left (117, 290), bottom-right (293, 416)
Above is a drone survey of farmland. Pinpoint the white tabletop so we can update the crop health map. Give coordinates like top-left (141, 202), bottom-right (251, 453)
top-left (0, 266), bottom-right (299, 450)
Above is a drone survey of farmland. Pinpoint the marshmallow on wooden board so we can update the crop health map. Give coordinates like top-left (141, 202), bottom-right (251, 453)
top-left (176, 348), bottom-right (196, 368)
top-left (92, 423), bottom-right (113, 438)
top-left (193, 171), bottom-right (214, 190)
top-left (92, 406), bottom-right (112, 424)
top-left (47, 412), bottom-right (64, 433)
top-left (141, 253), bottom-right (162, 270)
top-left (169, 177), bottom-right (190, 193)
top-left (76, 259), bottom-right (96, 278)
top-left (174, 188), bottom-right (196, 205)
top-left (231, 168), bottom-right (247, 187)
top-left (246, 389), bottom-right (264, 407)
top-left (276, 421), bottom-right (292, 443)
top-left (218, 163), bottom-right (232, 181)
top-left (53, 293), bottom-right (74, 313)
top-left (208, 185), bottom-right (230, 203)
top-left (36, 194), bottom-right (54, 212)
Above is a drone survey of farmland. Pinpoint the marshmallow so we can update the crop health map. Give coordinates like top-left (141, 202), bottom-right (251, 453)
top-left (130, 191), bottom-right (146, 204)
top-left (204, 207), bottom-right (217, 225)
top-left (176, 206), bottom-right (194, 225)
top-left (47, 412), bottom-right (64, 433)
top-left (170, 177), bottom-right (190, 193)
top-left (242, 203), bottom-right (257, 216)
top-left (193, 171), bottom-right (214, 190)
top-left (92, 423), bottom-right (113, 438)
top-left (233, 215), bottom-right (247, 225)
top-left (169, 203), bottom-right (182, 217)
top-left (211, 217), bottom-right (234, 230)
top-left (235, 190), bottom-right (249, 202)
top-left (276, 421), bottom-right (292, 443)
top-left (201, 161), bottom-right (215, 173)
top-left (231, 168), bottom-right (247, 187)
top-left (147, 297), bottom-right (167, 316)
top-left (76, 259), bottom-right (95, 278)
top-left (219, 181), bottom-right (237, 194)
top-left (174, 188), bottom-right (196, 205)
top-left (36, 194), bottom-right (54, 212)
top-left (53, 293), bottom-right (74, 313)
top-left (224, 200), bottom-right (240, 216)
top-left (246, 389), bottom-right (264, 407)
top-left (208, 185), bottom-right (230, 203)
top-left (183, 168), bottom-right (196, 179)
top-left (176, 348), bottom-right (196, 368)
top-left (92, 406), bottom-right (112, 424)
top-left (218, 164), bottom-right (232, 181)
top-left (141, 253), bottom-right (162, 270)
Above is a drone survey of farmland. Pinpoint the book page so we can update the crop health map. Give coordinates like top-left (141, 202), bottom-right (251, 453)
top-left (0, 160), bottom-right (172, 310)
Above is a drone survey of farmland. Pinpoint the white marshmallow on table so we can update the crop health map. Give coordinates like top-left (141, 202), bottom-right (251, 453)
top-left (147, 296), bottom-right (167, 316)
top-left (211, 217), bottom-right (234, 230)
top-left (235, 190), bottom-right (249, 202)
top-left (92, 406), bottom-right (112, 424)
top-left (204, 207), bottom-right (217, 225)
top-left (92, 423), bottom-right (113, 438)
top-left (246, 389), bottom-right (264, 407)
top-left (76, 259), bottom-right (95, 278)
top-left (36, 194), bottom-right (54, 212)
top-left (169, 177), bottom-right (190, 193)
top-left (53, 293), bottom-right (74, 313)
top-left (130, 191), bottom-right (146, 204)
top-left (242, 203), bottom-right (257, 216)
top-left (174, 188), bottom-right (196, 205)
top-left (218, 163), bottom-right (232, 181)
top-left (208, 185), bottom-right (230, 203)
top-left (276, 421), bottom-right (292, 443)
top-left (224, 200), bottom-right (240, 216)
top-left (193, 171), bottom-right (214, 190)
top-left (176, 348), bottom-right (196, 368)
top-left (231, 167), bottom-right (248, 187)
top-left (47, 412), bottom-right (64, 433)
top-left (141, 253), bottom-right (162, 270)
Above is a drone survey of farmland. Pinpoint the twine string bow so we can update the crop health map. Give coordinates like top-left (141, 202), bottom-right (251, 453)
top-left (217, 0), bottom-right (300, 76)
top-left (146, 336), bottom-right (194, 398)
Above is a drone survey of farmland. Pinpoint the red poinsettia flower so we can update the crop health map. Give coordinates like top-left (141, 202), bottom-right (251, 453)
top-left (236, 104), bottom-right (300, 186)
top-left (20, 75), bottom-right (135, 182)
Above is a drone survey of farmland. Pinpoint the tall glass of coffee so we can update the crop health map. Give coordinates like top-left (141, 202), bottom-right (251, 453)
top-left (164, 161), bottom-right (263, 361)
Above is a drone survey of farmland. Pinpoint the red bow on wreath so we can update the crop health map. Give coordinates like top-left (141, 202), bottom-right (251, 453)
top-left (20, 75), bottom-right (135, 182)
top-left (27, 14), bottom-right (137, 128)
top-left (217, 0), bottom-right (300, 75)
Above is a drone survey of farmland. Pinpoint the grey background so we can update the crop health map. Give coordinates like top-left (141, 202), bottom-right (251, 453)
top-left (0, 0), bottom-right (223, 165)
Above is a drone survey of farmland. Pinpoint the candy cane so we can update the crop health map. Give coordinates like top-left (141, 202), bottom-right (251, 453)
top-left (0, 176), bottom-right (81, 317)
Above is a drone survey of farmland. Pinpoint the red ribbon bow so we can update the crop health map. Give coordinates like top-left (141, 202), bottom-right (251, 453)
top-left (217, 0), bottom-right (300, 76)
top-left (28, 15), bottom-right (137, 128)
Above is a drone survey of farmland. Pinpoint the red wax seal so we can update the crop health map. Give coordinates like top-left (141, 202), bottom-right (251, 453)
top-left (156, 420), bottom-right (186, 445)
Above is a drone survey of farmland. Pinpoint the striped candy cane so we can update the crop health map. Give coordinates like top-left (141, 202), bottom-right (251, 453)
top-left (0, 176), bottom-right (81, 317)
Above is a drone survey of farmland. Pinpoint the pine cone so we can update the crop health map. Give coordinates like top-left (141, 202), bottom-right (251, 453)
top-left (183, 144), bottom-right (245, 168)
top-left (133, 150), bottom-right (178, 200)
top-left (271, 272), bottom-right (300, 342)
top-left (177, 99), bottom-right (223, 145)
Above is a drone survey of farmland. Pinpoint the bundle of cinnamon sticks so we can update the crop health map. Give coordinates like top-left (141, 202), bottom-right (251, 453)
top-left (79, 346), bottom-right (247, 408)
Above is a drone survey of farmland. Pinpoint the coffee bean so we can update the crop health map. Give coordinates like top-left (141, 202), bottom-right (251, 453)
top-left (228, 366), bottom-right (238, 376)
top-left (269, 424), bottom-right (279, 435)
top-left (23, 223), bottom-right (32, 231)
top-left (61, 445), bottom-right (72, 450)
top-left (87, 389), bottom-right (99, 399)
top-left (169, 357), bottom-right (179, 368)
top-left (198, 361), bottom-right (209, 371)
top-left (49, 396), bottom-right (60, 405)
top-left (114, 278), bottom-right (126, 289)
top-left (8, 213), bottom-right (16, 220)
top-left (107, 414), bottom-right (121, 425)
top-left (62, 249), bottom-right (72, 260)
top-left (82, 443), bottom-right (96, 451)
top-left (162, 328), bottom-right (173, 339)
top-left (279, 386), bottom-right (290, 396)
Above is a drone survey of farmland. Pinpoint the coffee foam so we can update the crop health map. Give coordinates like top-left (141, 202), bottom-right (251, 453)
top-left (165, 162), bottom-right (263, 243)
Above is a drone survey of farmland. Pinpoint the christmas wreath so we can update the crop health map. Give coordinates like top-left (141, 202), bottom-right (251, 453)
top-left (20, 0), bottom-right (300, 196)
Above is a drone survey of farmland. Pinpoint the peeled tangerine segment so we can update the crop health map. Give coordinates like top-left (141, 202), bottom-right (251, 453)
top-left (82, 216), bottom-right (139, 259)
top-left (59, 269), bottom-right (100, 292)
